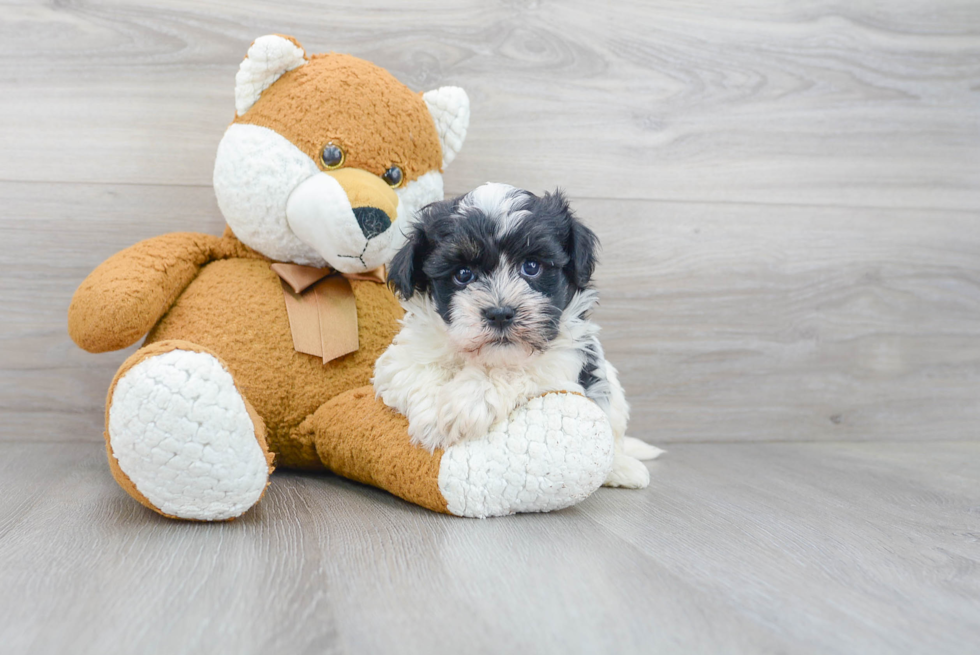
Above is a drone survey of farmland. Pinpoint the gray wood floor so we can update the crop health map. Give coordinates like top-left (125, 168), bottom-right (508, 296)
top-left (2, 1), bottom-right (979, 653)
top-left (3, 441), bottom-right (979, 654)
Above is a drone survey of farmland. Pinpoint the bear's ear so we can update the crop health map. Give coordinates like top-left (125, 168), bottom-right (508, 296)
top-left (235, 35), bottom-right (307, 117)
top-left (423, 87), bottom-right (470, 168)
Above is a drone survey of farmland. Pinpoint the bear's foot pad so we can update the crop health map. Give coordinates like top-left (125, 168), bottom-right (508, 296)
top-left (438, 393), bottom-right (616, 518)
top-left (108, 349), bottom-right (269, 520)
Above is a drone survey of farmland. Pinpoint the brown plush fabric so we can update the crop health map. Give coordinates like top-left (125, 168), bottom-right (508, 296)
top-left (308, 386), bottom-right (449, 514)
top-left (78, 231), bottom-right (448, 508)
top-left (103, 339), bottom-right (275, 521)
top-left (327, 167), bottom-right (399, 220)
top-left (69, 41), bottom-right (457, 518)
top-left (68, 232), bottom-right (263, 354)
top-left (234, 52), bottom-right (444, 184)
top-left (69, 233), bottom-right (220, 353)
top-left (120, 232), bottom-right (403, 469)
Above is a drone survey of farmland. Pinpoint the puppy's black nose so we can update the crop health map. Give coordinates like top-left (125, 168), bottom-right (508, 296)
top-left (353, 207), bottom-right (391, 240)
top-left (483, 306), bottom-right (516, 329)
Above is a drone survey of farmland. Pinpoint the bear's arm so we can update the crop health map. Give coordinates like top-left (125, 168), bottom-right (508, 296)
top-left (68, 232), bottom-right (223, 353)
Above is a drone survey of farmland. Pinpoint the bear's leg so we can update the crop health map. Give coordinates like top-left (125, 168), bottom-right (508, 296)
top-left (307, 386), bottom-right (615, 518)
top-left (105, 340), bottom-right (274, 521)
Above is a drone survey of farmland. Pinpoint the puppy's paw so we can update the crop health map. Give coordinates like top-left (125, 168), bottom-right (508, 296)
top-left (406, 413), bottom-right (451, 452)
top-left (436, 400), bottom-right (496, 447)
top-left (603, 452), bottom-right (650, 489)
top-left (434, 375), bottom-right (499, 447)
top-left (622, 436), bottom-right (665, 461)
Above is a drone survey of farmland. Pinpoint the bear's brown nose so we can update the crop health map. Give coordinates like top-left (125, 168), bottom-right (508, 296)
top-left (353, 207), bottom-right (391, 239)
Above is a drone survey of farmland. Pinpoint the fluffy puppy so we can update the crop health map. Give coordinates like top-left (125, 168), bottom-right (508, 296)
top-left (373, 183), bottom-right (662, 488)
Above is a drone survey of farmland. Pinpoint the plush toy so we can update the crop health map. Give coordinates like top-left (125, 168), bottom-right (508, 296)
top-left (68, 35), bottom-right (616, 520)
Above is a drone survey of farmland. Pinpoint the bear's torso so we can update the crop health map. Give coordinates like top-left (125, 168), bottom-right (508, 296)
top-left (145, 256), bottom-right (403, 468)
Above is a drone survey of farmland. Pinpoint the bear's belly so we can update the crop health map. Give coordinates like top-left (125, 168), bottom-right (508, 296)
top-left (145, 257), bottom-right (403, 467)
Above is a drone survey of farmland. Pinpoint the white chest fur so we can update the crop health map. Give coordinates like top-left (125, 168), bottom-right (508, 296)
top-left (373, 293), bottom-right (607, 452)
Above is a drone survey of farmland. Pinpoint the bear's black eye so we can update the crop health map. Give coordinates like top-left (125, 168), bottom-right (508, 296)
top-left (382, 165), bottom-right (404, 188)
top-left (521, 259), bottom-right (542, 278)
top-left (453, 267), bottom-right (474, 286)
top-left (321, 143), bottom-right (345, 169)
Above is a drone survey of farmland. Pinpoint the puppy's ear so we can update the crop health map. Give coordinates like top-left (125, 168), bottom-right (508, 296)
top-left (568, 217), bottom-right (599, 289)
top-left (545, 189), bottom-right (599, 289)
top-left (387, 222), bottom-right (430, 299)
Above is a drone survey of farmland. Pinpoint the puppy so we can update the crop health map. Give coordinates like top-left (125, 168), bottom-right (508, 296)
top-left (373, 183), bottom-right (662, 488)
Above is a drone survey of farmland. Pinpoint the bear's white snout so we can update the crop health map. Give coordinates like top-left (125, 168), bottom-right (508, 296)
top-left (286, 170), bottom-right (400, 274)
top-left (214, 124), bottom-right (445, 271)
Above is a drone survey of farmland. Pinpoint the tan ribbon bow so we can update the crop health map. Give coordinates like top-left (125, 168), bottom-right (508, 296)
top-left (271, 263), bottom-right (386, 364)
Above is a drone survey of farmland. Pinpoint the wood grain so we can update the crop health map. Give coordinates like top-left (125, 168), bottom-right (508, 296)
top-left (0, 181), bottom-right (224, 437)
top-left (0, 0), bottom-right (977, 208)
top-left (580, 440), bottom-right (980, 654)
top-left (590, 199), bottom-right (980, 443)
top-left (1, 441), bottom-right (977, 654)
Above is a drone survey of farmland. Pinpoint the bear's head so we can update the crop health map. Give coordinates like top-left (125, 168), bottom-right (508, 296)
top-left (213, 35), bottom-right (469, 273)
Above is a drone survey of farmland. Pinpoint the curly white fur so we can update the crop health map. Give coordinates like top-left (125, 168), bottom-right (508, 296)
top-left (374, 290), bottom-right (656, 488)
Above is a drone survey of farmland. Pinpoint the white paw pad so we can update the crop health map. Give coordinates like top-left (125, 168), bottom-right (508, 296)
top-left (108, 349), bottom-right (269, 520)
top-left (437, 393), bottom-right (615, 518)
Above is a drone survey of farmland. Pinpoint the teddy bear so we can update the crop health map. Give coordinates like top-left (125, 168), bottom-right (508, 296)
top-left (67, 35), bottom-right (618, 521)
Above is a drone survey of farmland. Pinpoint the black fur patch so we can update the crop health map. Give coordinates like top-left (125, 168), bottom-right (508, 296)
top-left (578, 353), bottom-right (602, 391)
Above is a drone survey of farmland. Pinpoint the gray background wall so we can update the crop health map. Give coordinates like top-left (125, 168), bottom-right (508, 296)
top-left (3, 0), bottom-right (977, 446)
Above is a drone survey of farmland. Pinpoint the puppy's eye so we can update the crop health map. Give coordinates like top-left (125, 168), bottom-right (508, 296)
top-left (382, 165), bottom-right (404, 188)
top-left (453, 267), bottom-right (474, 286)
top-left (321, 143), bottom-right (345, 169)
top-left (521, 260), bottom-right (542, 278)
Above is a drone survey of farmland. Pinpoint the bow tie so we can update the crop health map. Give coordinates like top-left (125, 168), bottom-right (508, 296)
top-left (271, 263), bottom-right (386, 363)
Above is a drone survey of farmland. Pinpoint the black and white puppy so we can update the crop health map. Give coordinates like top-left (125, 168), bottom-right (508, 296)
top-left (373, 183), bottom-right (662, 488)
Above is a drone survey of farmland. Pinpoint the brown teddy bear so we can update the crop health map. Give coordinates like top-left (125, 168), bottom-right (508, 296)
top-left (68, 35), bottom-right (616, 520)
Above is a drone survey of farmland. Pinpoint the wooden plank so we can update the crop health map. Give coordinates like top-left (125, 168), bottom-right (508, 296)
top-left (590, 198), bottom-right (980, 443)
top-left (0, 442), bottom-right (790, 654)
top-left (0, 441), bottom-right (977, 654)
top-left (3, 182), bottom-right (978, 443)
top-left (582, 441), bottom-right (980, 654)
top-left (0, 182), bottom-right (223, 438)
top-left (0, 1), bottom-right (977, 208)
